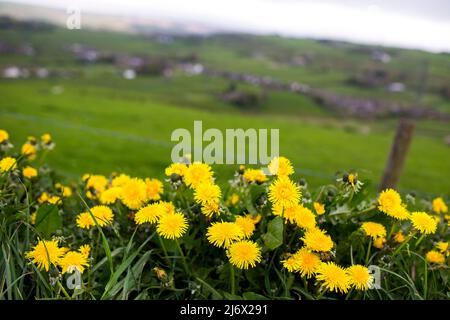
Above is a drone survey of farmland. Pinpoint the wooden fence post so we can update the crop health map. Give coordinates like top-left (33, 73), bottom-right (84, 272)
top-left (379, 119), bottom-right (415, 191)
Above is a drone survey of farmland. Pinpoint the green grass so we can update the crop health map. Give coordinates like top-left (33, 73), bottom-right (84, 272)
top-left (1, 79), bottom-right (449, 196)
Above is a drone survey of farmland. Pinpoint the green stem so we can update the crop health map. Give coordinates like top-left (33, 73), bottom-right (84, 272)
top-left (359, 205), bottom-right (376, 214)
top-left (388, 223), bottom-right (397, 239)
top-left (287, 229), bottom-right (298, 248)
top-left (38, 149), bottom-right (49, 167)
top-left (345, 288), bottom-right (354, 300)
top-left (230, 265), bottom-right (236, 295)
top-left (392, 232), bottom-right (416, 256)
top-left (175, 239), bottom-right (189, 275)
top-left (316, 287), bottom-right (326, 300)
top-left (94, 232), bottom-right (101, 264)
top-left (415, 234), bottom-right (425, 247)
top-left (348, 188), bottom-right (355, 202)
top-left (57, 280), bottom-right (71, 299)
top-left (423, 260), bottom-right (428, 299)
top-left (158, 234), bottom-right (171, 266)
top-left (365, 239), bottom-right (372, 265)
top-left (281, 208), bottom-right (286, 246)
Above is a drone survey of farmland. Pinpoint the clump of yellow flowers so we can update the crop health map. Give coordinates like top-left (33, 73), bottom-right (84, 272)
top-left (1, 129), bottom-right (448, 300)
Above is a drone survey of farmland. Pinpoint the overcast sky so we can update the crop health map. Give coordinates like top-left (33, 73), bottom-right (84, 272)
top-left (4, 0), bottom-right (450, 52)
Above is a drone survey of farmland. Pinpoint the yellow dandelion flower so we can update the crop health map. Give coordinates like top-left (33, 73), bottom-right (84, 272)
top-left (432, 197), bottom-right (448, 214)
top-left (206, 221), bottom-right (244, 248)
top-left (268, 156), bottom-right (294, 177)
top-left (201, 201), bottom-right (220, 218)
top-left (76, 213), bottom-right (94, 229)
top-left (0, 129), bottom-right (9, 143)
top-left (165, 163), bottom-right (188, 177)
top-left (184, 162), bottom-right (213, 188)
top-left (86, 174), bottom-right (108, 198)
top-left (38, 192), bottom-right (61, 205)
top-left (251, 214), bottom-right (262, 224)
top-left (227, 240), bottom-right (262, 269)
top-left (59, 250), bottom-right (89, 274)
top-left (79, 244), bottom-right (91, 258)
top-left (26, 240), bottom-right (66, 271)
top-left (426, 250), bottom-right (445, 264)
top-left (135, 202), bottom-right (167, 225)
top-left (313, 202), bottom-right (325, 215)
top-left (41, 133), bottom-right (52, 144)
top-left (31, 211), bottom-right (37, 225)
top-left (48, 195), bottom-right (61, 205)
top-left (316, 262), bottom-right (351, 294)
top-left (111, 174), bottom-right (131, 187)
top-left (273, 203), bottom-right (301, 224)
top-left (59, 185), bottom-right (72, 198)
top-left (361, 222), bottom-right (386, 240)
top-left (347, 173), bottom-right (357, 186)
top-left (76, 205), bottom-right (114, 229)
top-left (378, 188), bottom-right (403, 217)
top-left (120, 178), bottom-right (148, 210)
top-left (159, 201), bottom-right (176, 215)
top-left (294, 248), bottom-right (321, 278)
top-left (436, 241), bottom-right (448, 254)
top-left (55, 183), bottom-right (72, 198)
top-left (373, 237), bottom-right (386, 249)
top-left (0, 157), bottom-right (17, 173)
top-left (410, 212), bottom-right (437, 235)
top-left (302, 228), bottom-right (333, 252)
top-left (347, 265), bottom-right (373, 291)
top-left (157, 212), bottom-right (188, 239)
top-left (194, 182), bottom-right (221, 205)
top-left (235, 215), bottom-right (256, 238)
top-left (145, 178), bottom-right (164, 201)
top-left (388, 204), bottom-right (410, 220)
top-left (230, 193), bottom-right (240, 206)
top-left (268, 176), bottom-right (301, 208)
top-left (281, 254), bottom-right (300, 273)
top-left (100, 187), bottom-right (122, 204)
top-left (21, 143), bottom-right (37, 158)
top-left (23, 166), bottom-right (38, 179)
top-left (38, 192), bottom-right (49, 204)
top-left (243, 169), bottom-right (267, 184)
top-left (295, 205), bottom-right (317, 230)
top-left (393, 231), bottom-right (405, 243)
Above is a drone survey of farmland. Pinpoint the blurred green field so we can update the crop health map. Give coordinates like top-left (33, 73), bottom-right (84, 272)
top-left (1, 78), bottom-right (449, 196)
top-left (0, 23), bottom-right (449, 196)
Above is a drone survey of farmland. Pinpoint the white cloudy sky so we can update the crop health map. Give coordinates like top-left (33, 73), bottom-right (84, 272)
top-left (5, 0), bottom-right (450, 52)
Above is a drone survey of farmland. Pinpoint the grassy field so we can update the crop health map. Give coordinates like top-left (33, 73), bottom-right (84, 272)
top-left (0, 22), bottom-right (449, 196)
top-left (1, 78), bottom-right (449, 196)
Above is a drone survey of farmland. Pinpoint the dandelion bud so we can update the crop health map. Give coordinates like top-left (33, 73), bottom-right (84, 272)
top-left (256, 195), bottom-right (266, 206)
top-left (170, 173), bottom-right (181, 182)
top-left (153, 267), bottom-right (168, 281)
top-left (343, 173), bottom-right (349, 182)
